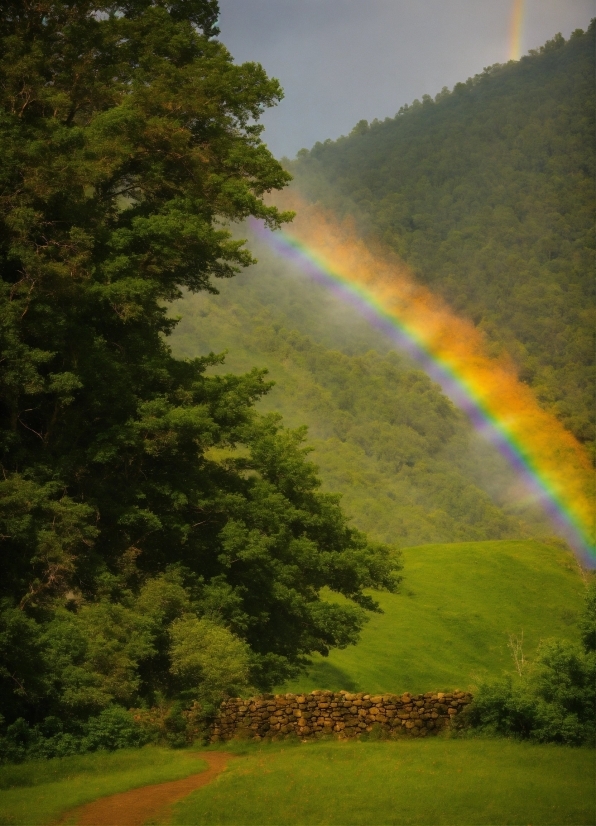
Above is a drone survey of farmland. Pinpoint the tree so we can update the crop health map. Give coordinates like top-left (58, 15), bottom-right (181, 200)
top-left (0, 1), bottom-right (400, 735)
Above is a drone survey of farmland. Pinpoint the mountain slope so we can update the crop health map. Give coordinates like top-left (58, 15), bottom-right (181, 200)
top-left (171, 253), bottom-right (554, 547)
top-left (290, 25), bottom-right (595, 458)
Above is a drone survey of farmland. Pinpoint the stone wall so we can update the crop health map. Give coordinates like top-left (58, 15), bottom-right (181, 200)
top-left (211, 690), bottom-right (473, 741)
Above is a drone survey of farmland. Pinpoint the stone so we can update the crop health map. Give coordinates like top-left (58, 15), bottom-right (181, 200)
top-left (210, 689), bottom-right (472, 742)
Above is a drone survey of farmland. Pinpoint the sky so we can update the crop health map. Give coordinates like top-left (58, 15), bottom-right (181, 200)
top-left (218, 0), bottom-right (595, 159)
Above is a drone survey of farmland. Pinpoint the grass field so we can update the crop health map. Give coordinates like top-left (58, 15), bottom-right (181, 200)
top-left (0, 748), bottom-right (207, 826)
top-left (171, 739), bottom-right (596, 826)
top-left (282, 539), bottom-right (585, 695)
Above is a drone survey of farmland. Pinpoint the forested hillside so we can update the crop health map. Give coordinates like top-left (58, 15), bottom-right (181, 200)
top-left (290, 25), bottom-right (595, 458)
top-left (171, 246), bottom-right (554, 547)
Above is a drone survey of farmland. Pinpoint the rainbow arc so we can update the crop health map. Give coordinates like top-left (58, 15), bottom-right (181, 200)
top-left (509, 0), bottom-right (525, 60)
top-left (251, 198), bottom-right (595, 565)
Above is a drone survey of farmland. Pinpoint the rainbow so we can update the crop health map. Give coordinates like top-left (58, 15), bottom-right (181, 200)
top-left (509, 0), bottom-right (525, 61)
top-left (251, 199), bottom-right (595, 566)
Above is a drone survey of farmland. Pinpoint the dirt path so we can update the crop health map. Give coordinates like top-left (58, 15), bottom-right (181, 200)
top-left (60, 751), bottom-right (235, 826)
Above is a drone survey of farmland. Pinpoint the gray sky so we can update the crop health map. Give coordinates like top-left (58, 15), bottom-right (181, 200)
top-left (218, 0), bottom-right (595, 159)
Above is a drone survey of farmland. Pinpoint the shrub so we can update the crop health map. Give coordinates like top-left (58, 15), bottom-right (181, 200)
top-left (465, 640), bottom-right (595, 746)
top-left (0, 707), bottom-right (152, 763)
top-left (82, 706), bottom-right (154, 752)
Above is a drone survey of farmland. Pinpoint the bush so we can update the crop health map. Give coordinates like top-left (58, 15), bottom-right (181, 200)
top-left (465, 640), bottom-right (595, 746)
top-left (0, 707), bottom-right (152, 763)
top-left (82, 707), bottom-right (154, 752)
top-left (130, 700), bottom-right (210, 748)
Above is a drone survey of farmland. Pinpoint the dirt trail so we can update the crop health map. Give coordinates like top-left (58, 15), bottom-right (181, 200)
top-left (60, 751), bottom-right (235, 826)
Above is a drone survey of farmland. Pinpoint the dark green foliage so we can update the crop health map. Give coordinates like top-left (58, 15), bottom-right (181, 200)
top-left (465, 585), bottom-right (596, 745)
top-left (0, 0), bottom-right (400, 755)
top-left (291, 25), bottom-right (596, 458)
top-left (0, 707), bottom-right (155, 763)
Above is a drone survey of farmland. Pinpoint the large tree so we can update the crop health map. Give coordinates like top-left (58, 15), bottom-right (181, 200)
top-left (0, 1), bottom-right (399, 734)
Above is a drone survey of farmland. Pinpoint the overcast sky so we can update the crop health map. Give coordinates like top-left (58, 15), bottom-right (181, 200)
top-left (218, 0), bottom-right (595, 159)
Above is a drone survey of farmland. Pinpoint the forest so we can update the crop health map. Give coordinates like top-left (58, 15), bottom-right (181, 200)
top-left (290, 25), bottom-right (595, 460)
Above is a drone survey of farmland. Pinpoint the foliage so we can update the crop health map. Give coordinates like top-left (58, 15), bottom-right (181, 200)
top-left (579, 582), bottom-right (596, 652)
top-left (0, 0), bottom-right (400, 754)
top-left (291, 25), bottom-right (596, 459)
top-left (465, 643), bottom-right (595, 746)
top-left (464, 583), bottom-right (596, 745)
top-left (0, 706), bottom-right (154, 764)
top-left (169, 615), bottom-right (251, 704)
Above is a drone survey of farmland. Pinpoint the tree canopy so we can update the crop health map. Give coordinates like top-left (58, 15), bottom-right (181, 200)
top-left (0, 0), bottom-right (400, 753)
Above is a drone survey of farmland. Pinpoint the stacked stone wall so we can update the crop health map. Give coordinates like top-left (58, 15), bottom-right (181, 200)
top-left (212, 690), bottom-right (472, 742)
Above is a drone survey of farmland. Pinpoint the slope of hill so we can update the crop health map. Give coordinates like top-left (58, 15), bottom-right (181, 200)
top-left (289, 25), bottom-right (595, 458)
top-left (281, 539), bottom-right (586, 695)
top-left (171, 255), bottom-right (556, 548)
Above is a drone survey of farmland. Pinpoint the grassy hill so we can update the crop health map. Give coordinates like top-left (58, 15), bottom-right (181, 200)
top-left (281, 540), bottom-right (586, 695)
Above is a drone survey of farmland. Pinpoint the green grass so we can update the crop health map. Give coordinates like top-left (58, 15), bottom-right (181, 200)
top-left (282, 540), bottom-right (586, 695)
top-left (0, 747), bottom-right (207, 826)
top-left (171, 739), bottom-right (596, 826)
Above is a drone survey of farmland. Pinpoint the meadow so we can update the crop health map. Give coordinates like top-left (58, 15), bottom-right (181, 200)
top-left (283, 539), bottom-right (585, 695)
top-left (171, 739), bottom-right (596, 826)
top-left (0, 748), bottom-right (207, 826)
top-left (2, 735), bottom-right (593, 825)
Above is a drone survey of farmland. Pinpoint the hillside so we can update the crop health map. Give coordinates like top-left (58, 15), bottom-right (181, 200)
top-left (289, 25), bottom-right (595, 459)
top-left (282, 540), bottom-right (586, 695)
top-left (171, 243), bottom-right (555, 548)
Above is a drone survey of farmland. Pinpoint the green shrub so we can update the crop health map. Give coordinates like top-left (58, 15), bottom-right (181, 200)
top-left (579, 583), bottom-right (596, 653)
top-left (0, 707), bottom-right (153, 763)
top-left (465, 640), bottom-right (595, 745)
top-left (82, 706), bottom-right (154, 752)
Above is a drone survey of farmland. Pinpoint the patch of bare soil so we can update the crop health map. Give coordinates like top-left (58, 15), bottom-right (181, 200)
top-left (59, 751), bottom-right (235, 826)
